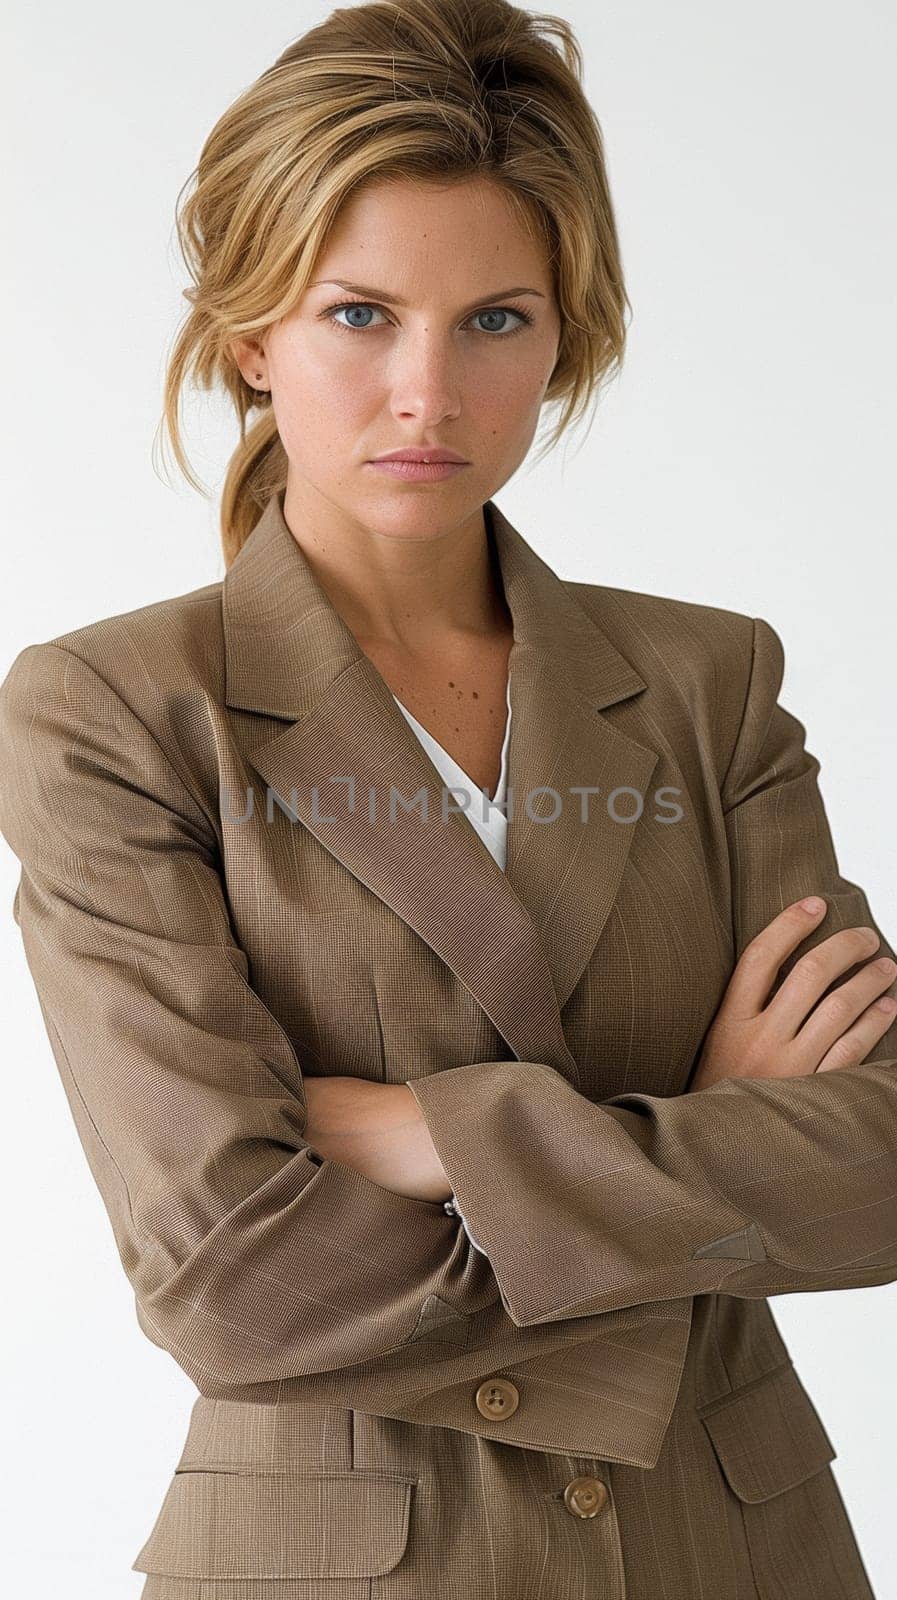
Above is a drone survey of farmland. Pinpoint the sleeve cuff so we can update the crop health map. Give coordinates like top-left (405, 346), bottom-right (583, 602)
top-left (443, 1193), bottom-right (490, 1256)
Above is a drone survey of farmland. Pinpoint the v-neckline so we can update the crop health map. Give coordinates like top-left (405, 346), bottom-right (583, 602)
top-left (392, 675), bottom-right (512, 806)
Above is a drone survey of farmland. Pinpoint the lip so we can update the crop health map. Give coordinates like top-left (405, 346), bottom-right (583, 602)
top-left (365, 460), bottom-right (469, 482)
top-left (371, 447), bottom-right (468, 463)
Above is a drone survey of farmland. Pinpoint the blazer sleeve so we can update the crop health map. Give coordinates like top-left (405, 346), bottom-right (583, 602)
top-left (406, 615), bottom-right (897, 1328)
top-left (0, 641), bottom-right (500, 1392)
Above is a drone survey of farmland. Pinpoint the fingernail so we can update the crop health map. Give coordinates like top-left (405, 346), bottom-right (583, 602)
top-left (800, 897), bottom-right (825, 914)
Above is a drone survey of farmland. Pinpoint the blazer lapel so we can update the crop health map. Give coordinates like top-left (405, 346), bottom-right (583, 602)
top-left (223, 490), bottom-right (657, 1080)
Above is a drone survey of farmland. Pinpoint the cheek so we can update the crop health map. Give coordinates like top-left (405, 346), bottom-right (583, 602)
top-left (270, 349), bottom-right (375, 456)
top-left (474, 345), bottom-right (554, 413)
top-left (472, 369), bottom-right (547, 446)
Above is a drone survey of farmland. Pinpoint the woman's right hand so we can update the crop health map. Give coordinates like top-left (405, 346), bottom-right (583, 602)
top-left (690, 897), bottom-right (897, 1092)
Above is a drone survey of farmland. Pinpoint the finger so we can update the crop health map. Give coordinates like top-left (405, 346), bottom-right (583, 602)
top-left (793, 956), bottom-right (897, 1067)
top-left (721, 898), bottom-right (829, 1019)
top-left (765, 925), bottom-right (881, 1037)
top-left (814, 993), bottom-right (897, 1073)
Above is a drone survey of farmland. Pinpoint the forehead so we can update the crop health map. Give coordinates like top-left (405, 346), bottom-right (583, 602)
top-left (310, 175), bottom-right (550, 284)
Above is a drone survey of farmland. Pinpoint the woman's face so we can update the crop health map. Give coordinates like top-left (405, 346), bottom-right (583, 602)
top-left (231, 175), bottom-right (562, 539)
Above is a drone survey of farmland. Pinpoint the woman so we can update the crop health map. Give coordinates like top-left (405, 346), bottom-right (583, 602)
top-left (1, 2), bottom-right (894, 1595)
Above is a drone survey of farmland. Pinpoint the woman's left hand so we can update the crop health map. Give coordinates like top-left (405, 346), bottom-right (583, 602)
top-left (301, 1074), bottom-right (452, 1203)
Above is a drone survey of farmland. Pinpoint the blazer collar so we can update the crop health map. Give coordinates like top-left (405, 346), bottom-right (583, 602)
top-left (223, 490), bottom-right (657, 1080)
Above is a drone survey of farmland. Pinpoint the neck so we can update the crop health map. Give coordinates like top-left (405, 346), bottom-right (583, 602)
top-left (281, 480), bottom-right (511, 653)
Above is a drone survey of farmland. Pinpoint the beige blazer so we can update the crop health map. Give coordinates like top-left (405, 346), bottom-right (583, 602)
top-left (0, 489), bottom-right (893, 1599)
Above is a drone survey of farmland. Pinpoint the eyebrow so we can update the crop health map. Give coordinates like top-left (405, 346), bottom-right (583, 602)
top-left (308, 279), bottom-right (546, 311)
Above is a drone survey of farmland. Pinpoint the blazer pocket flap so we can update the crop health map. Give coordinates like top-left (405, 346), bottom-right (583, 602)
top-left (131, 1468), bottom-right (416, 1578)
top-left (699, 1361), bottom-right (837, 1503)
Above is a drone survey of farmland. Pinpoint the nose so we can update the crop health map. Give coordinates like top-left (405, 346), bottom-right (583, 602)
top-left (388, 334), bottom-right (462, 426)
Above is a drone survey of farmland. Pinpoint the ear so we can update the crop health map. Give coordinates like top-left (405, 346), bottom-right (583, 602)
top-left (229, 335), bottom-right (269, 392)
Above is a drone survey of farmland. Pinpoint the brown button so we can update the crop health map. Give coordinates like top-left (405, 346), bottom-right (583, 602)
top-left (563, 1476), bottom-right (609, 1518)
top-left (474, 1378), bottom-right (520, 1420)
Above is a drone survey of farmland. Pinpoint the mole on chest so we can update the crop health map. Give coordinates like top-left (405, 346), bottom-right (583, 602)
top-left (361, 630), bottom-right (511, 793)
top-left (375, 647), bottom-right (511, 797)
top-left (402, 684), bottom-right (508, 795)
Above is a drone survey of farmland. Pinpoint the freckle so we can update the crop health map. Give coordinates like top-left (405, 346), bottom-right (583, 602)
top-left (448, 680), bottom-right (454, 688)
top-left (472, 690), bottom-right (479, 699)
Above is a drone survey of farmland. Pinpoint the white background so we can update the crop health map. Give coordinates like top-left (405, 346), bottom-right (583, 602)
top-left (2, 1), bottom-right (895, 1593)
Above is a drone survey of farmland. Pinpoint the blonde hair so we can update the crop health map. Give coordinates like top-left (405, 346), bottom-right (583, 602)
top-left (156, 0), bottom-right (630, 567)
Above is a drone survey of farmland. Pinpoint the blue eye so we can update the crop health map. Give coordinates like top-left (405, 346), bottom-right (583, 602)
top-left (327, 303), bottom-right (386, 332)
top-left (471, 307), bottom-right (532, 335)
top-left (320, 300), bottom-right (535, 338)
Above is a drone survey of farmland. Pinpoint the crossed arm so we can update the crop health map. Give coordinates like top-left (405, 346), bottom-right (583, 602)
top-left (301, 1073), bottom-right (452, 1202)
top-left (301, 890), bottom-right (897, 1257)
top-left (0, 618), bottom-right (894, 1400)
top-left (302, 613), bottom-right (897, 1327)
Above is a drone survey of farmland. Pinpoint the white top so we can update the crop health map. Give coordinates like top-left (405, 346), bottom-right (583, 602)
top-left (391, 675), bottom-right (512, 871)
top-left (392, 678), bottom-right (512, 1258)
